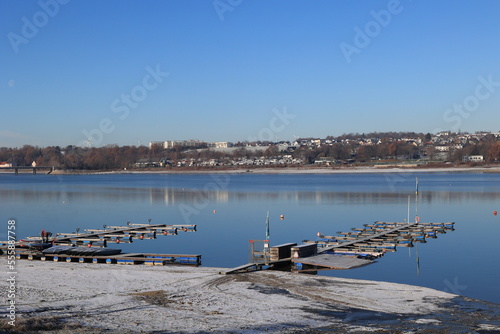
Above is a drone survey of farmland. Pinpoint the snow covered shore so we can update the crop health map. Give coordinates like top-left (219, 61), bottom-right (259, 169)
top-left (1, 258), bottom-right (499, 333)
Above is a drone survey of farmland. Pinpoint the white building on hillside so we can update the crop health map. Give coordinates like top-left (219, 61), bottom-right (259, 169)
top-left (462, 155), bottom-right (484, 163)
top-left (163, 140), bottom-right (205, 149)
top-left (207, 142), bottom-right (232, 148)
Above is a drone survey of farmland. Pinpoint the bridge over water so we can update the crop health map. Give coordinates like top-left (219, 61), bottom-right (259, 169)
top-left (0, 166), bottom-right (54, 175)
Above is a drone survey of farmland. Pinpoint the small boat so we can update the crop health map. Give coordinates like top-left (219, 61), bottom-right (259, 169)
top-left (17, 241), bottom-right (52, 250)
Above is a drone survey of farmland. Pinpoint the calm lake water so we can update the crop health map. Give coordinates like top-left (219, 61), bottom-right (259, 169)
top-left (1, 172), bottom-right (499, 304)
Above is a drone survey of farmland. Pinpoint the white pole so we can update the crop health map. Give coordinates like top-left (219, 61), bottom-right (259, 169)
top-left (264, 211), bottom-right (270, 264)
top-left (407, 195), bottom-right (410, 224)
top-left (415, 177), bottom-right (419, 222)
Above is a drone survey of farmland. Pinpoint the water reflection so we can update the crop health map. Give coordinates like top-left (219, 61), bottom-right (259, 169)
top-left (1, 174), bottom-right (499, 304)
top-left (2, 186), bottom-right (500, 205)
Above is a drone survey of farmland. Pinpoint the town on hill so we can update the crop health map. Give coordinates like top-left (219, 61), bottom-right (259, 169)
top-left (1, 131), bottom-right (500, 171)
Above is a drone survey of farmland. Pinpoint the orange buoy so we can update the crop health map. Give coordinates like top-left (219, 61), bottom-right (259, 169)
top-left (139, 235), bottom-right (144, 239)
top-left (87, 243), bottom-right (92, 247)
top-left (163, 231), bottom-right (168, 235)
top-left (213, 210), bottom-right (217, 214)
top-left (280, 214), bottom-right (284, 220)
top-left (415, 216), bottom-right (420, 222)
top-left (494, 211), bottom-right (498, 216)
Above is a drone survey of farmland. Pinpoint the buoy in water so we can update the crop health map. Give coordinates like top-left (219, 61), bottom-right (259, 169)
top-left (213, 210), bottom-right (217, 214)
top-left (280, 214), bottom-right (284, 220)
top-left (494, 211), bottom-right (498, 216)
top-left (317, 232), bottom-right (321, 237)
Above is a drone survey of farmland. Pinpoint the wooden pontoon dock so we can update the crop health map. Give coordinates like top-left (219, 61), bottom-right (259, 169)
top-left (0, 247), bottom-right (201, 267)
top-left (1, 220), bottom-right (201, 267)
top-left (223, 221), bottom-right (455, 274)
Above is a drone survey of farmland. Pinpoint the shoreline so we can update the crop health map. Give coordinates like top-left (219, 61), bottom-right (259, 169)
top-left (40, 165), bottom-right (500, 175)
top-left (1, 258), bottom-right (499, 333)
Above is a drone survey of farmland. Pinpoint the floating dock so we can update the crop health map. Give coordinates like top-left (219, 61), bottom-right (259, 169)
top-left (11, 222), bottom-right (197, 249)
top-left (53, 223), bottom-right (196, 246)
top-left (291, 253), bottom-right (373, 270)
top-left (224, 221), bottom-right (455, 274)
top-left (1, 221), bottom-right (200, 267)
top-left (311, 221), bottom-right (454, 257)
top-left (0, 248), bottom-right (201, 267)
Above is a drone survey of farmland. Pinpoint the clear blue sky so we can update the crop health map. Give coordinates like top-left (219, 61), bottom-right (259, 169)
top-left (1, 0), bottom-right (500, 147)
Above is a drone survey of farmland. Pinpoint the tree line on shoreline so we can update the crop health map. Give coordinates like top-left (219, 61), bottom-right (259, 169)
top-left (2, 134), bottom-right (500, 170)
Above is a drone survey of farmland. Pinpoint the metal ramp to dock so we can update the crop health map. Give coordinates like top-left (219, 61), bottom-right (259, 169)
top-left (221, 258), bottom-right (292, 275)
top-left (220, 263), bottom-right (262, 275)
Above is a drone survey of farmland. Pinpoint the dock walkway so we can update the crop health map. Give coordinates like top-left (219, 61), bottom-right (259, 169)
top-left (224, 221), bottom-right (454, 274)
top-left (320, 222), bottom-right (418, 252)
top-left (3, 249), bottom-right (202, 266)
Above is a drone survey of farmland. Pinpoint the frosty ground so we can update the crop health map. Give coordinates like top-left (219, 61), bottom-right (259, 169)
top-left (1, 259), bottom-right (499, 333)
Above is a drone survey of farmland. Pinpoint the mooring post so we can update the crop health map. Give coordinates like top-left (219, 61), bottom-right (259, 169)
top-left (15, 168), bottom-right (18, 175)
top-left (33, 168), bottom-right (37, 175)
